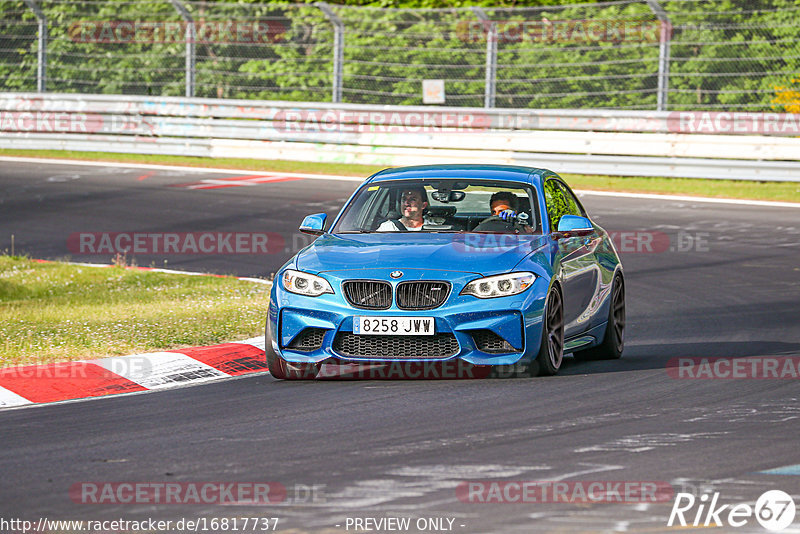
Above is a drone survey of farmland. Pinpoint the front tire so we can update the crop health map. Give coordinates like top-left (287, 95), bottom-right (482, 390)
top-left (534, 285), bottom-right (564, 376)
top-left (266, 343), bottom-right (289, 379)
top-left (573, 273), bottom-right (625, 361)
top-left (265, 323), bottom-right (319, 380)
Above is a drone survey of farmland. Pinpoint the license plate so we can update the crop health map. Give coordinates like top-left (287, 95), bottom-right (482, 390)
top-left (353, 316), bottom-right (434, 336)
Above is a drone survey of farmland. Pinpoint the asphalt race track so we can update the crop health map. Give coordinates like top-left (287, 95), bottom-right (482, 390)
top-left (1, 159), bottom-right (799, 533)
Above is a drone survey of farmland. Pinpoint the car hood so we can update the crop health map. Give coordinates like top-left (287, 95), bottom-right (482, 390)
top-left (295, 233), bottom-right (548, 275)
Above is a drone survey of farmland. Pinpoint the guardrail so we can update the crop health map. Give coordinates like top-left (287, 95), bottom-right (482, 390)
top-left (1, 93), bottom-right (799, 181)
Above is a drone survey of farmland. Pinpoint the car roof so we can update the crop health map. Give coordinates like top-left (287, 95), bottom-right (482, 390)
top-left (366, 164), bottom-right (555, 187)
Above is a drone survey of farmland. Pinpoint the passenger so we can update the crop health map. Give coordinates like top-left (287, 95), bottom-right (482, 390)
top-left (489, 191), bottom-right (519, 221)
top-left (478, 191), bottom-right (534, 233)
top-left (377, 187), bottom-right (430, 231)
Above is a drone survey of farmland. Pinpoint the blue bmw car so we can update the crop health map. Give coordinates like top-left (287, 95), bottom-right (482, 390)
top-left (266, 164), bottom-right (624, 379)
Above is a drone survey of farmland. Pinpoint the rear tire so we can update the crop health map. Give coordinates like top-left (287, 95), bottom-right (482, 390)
top-left (573, 273), bottom-right (625, 361)
top-left (534, 285), bottom-right (564, 376)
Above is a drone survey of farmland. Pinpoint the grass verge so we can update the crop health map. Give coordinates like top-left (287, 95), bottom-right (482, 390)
top-left (1, 148), bottom-right (799, 203)
top-left (561, 173), bottom-right (800, 203)
top-left (0, 256), bottom-right (270, 368)
top-left (0, 148), bottom-right (379, 177)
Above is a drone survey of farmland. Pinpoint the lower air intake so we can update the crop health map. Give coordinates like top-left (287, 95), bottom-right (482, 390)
top-left (470, 329), bottom-right (517, 353)
top-left (333, 332), bottom-right (459, 359)
top-left (287, 328), bottom-right (326, 351)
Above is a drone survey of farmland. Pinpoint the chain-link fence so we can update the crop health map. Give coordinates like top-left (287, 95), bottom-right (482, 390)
top-left (1, 0), bottom-right (799, 111)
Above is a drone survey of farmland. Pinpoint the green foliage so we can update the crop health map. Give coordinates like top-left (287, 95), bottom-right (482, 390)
top-left (666, 0), bottom-right (800, 110)
top-left (543, 178), bottom-right (575, 230)
top-left (237, 4), bottom-right (334, 101)
top-left (1, 0), bottom-right (798, 110)
top-left (0, 1), bottom-right (37, 91)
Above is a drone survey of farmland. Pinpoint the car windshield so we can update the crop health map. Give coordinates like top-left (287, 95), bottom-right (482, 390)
top-left (332, 179), bottom-right (541, 234)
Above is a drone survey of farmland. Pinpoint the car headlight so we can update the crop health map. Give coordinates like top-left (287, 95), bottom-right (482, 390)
top-left (461, 272), bottom-right (536, 299)
top-left (282, 269), bottom-right (334, 297)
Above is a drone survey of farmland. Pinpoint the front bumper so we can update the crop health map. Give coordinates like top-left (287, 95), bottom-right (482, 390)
top-left (268, 270), bottom-right (548, 366)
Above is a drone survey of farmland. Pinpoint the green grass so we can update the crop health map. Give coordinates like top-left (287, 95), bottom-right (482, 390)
top-left (0, 256), bottom-right (270, 368)
top-left (561, 173), bottom-right (800, 203)
top-left (1, 148), bottom-right (798, 202)
top-left (0, 148), bottom-right (380, 177)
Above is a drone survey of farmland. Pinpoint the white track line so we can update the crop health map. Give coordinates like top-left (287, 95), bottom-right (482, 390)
top-left (0, 339), bottom-right (269, 412)
top-left (574, 189), bottom-right (800, 209)
top-left (39, 260), bottom-right (273, 285)
top-left (2, 155), bottom-right (798, 208)
top-left (0, 156), bottom-right (365, 181)
top-left (92, 352), bottom-right (228, 390)
top-left (0, 386), bottom-right (32, 408)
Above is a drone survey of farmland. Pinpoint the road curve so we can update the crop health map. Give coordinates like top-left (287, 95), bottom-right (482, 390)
top-left (1, 160), bottom-right (799, 533)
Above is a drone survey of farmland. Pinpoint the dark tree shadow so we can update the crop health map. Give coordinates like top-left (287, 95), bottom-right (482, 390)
top-left (559, 341), bottom-right (800, 376)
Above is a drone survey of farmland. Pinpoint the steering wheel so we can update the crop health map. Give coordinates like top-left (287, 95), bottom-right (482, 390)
top-left (472, 215), bottom-right (519, 233)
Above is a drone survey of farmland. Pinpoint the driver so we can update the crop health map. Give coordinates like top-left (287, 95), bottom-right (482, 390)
top-left (377, 186), bottom-right (430, 231)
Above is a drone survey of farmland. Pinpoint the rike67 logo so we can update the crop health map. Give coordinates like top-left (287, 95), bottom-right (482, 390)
top-left (668, 490), bottom-right (796, 531)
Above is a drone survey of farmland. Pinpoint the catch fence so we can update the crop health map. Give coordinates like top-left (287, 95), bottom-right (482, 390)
top-left (2, 0), bottom-right (799, 111)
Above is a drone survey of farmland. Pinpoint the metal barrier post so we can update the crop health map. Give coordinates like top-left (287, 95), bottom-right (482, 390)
top-left (646, 0), bottom-right (671, 111)
top-left (317, 2), bottom-right (344, 103)
top-left (23, 0), bottom-right (46, 92)
top-left (472, 7), bottom-right (496, 109)
top-left (169, 0), bottom-right (195, 98)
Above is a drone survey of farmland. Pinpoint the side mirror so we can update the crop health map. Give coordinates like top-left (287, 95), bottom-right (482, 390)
top-left (556, 215), bottom-right (593, 234)
top-left (299, 213), bottom-right (327, 236)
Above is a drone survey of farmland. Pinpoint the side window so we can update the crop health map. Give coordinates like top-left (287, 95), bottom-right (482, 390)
top-left (557, 181), bottom-right (584, 218)
top-left (544, 179), bottom-right (584, 231)
top-left (544, 179), bottom-right (569, 230)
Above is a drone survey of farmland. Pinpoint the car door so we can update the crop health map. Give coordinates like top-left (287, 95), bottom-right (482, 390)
top-left (544, 178), bottom-right (600, 337)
